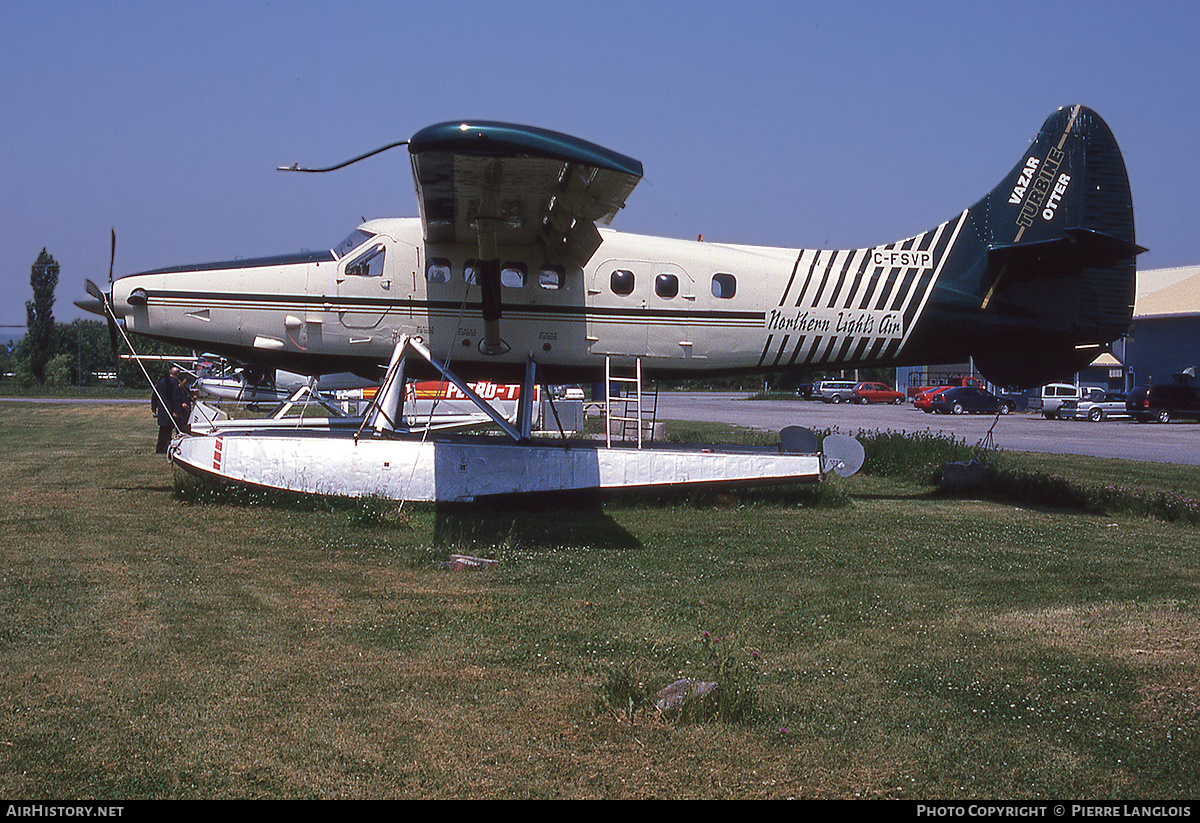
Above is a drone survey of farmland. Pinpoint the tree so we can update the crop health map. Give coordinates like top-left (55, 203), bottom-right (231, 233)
top-left (50, 320), bottom-right (116, 386)
top-left (43, 353), bottom-right (74, 388)
top-left (25, 249), bottom-right (59, 386)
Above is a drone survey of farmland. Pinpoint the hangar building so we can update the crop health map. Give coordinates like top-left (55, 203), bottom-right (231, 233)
top-left (1123, 265), bottom-right (1200, 389)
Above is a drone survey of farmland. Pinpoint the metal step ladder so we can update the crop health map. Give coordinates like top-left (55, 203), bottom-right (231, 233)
top-left (604, 356), bottom-right (658, 448)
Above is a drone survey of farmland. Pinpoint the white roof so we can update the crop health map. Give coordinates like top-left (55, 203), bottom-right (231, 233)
top-left (1135, 265), bottom-right (1200, 319)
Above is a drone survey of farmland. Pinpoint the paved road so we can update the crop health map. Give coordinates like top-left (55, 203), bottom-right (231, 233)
top-left (653, 392), bottom-right (1200, 466)
top-left (0, 397), bottom-right (144, 404)
top-left (7, 394), bottom-right (1197, 466)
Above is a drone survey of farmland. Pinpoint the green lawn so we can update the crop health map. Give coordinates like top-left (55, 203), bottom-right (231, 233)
top-left (1, 403), bottom-right (1197, 798)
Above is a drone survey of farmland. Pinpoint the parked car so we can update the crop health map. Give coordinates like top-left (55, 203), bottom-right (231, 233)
top-left (851, 381), bottom-right (905, 404)
top-left (1126, 385), bottom-right (1200, 423)
top-left (915, 388), bottom-right (949, 413)
top-left (911, 376), bottom-right (985, 406)
top-left (909, 375), bottom-right (985, 402)
top-left (929, 386), bottom-right (1016, 415)
top-left (1059, 390), bottom-right (1130, 422)
top-left (816, 380), bottom-right (859, 403)
top-left (1031, 383), bottom-right (1089, 419)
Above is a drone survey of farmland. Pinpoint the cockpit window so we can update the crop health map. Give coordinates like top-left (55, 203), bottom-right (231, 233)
top-left (332, 229), bottom-right (375, 259)
top-left (346, 244), bottom-right (386, 277)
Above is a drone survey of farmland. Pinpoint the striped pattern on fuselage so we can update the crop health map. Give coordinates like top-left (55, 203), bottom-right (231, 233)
top-left (758, 211), bottom-right (967, 369)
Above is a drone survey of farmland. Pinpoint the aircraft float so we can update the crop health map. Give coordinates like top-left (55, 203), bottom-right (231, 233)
top-left (81, 105), bottom-right (1142, 502)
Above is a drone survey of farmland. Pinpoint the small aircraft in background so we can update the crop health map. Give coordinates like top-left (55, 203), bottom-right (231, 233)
top-left (192, 362), bottom-right (374, 406)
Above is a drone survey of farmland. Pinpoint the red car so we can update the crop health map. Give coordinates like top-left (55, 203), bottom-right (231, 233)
top-left (852, 381), bottom-right (906, 404)
top-left (915, 388), bottom-right (949, 412)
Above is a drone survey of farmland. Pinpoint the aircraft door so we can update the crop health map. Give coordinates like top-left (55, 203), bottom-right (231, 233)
top-left (335, 236), bottom-right (417, 331)
top-left (646, 263), bottom-right (695, 360)
top-left (587, 263), bottom-right (647, 356)
top-left (587, 261), bottom-right (695, 362)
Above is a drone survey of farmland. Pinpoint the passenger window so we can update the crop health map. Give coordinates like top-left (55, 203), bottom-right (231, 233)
top-left (501, 263), bottom-right (526, 288)
top-left (655, 273), bottom-right (679, 299)
top-left (347, 244), bottom-right (386, 277)
top-left (426, 257), bottom-right (452, 283)
top-left (464, 259), bottom-right (481, 286)
top-left (712, 273), bottom-right (737, 299)
top-left (539, 264), bottom-right (563, 290)
top-left (611, 269), bottom-right (634, 295)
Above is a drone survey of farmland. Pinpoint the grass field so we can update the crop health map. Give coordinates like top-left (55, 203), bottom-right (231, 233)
top-left (1, 402), bottom-right (1198, 799)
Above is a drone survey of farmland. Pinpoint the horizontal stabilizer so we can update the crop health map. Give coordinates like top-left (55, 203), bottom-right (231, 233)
top-left (988, 228), bottom-right (1147, 272)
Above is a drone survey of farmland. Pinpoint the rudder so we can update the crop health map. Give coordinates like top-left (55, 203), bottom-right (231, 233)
top-left (908, 105), bottom-right (1143, 388)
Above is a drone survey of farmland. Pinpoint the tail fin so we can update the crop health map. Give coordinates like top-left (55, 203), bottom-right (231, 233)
top-left (912, 105), bottom-right (1144, 388)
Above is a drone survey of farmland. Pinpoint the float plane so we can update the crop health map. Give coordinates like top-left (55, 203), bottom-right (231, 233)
top-left (78, 106), bottom-right (1143, 501)
top-left (82, 105), bottom-right (1142, 391)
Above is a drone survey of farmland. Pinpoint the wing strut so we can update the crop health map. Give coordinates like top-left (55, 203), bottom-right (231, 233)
top-left (86, 277), bottom-right (184, 434)
top-left (362, 335), bottom-right (524, 442)
top-left (475, 218), bottom-right (508, 355)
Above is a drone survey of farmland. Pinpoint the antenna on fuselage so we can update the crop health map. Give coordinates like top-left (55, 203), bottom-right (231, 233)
top-left (276, 140), bottom-right (410, 173)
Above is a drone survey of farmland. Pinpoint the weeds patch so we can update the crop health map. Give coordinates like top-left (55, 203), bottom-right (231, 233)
top-left (837, 428), bottom-right (1200, 526)
top-left (961, 466), bottom-right (1200, 525)
top-left (173, 473), bottom-right (412, 528)
top-left (594, 632), bottom-right (761, 726)
top-left (852, 428), bottom-right (985, 483)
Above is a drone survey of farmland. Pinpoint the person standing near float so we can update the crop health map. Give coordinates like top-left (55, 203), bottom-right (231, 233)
top-left (150, 365), bottom-right (186, 454)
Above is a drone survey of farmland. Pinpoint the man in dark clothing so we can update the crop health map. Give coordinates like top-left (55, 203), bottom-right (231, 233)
top-left (151, 366), bottom-right (186, 454)
top-left (175, 369), bottom-right (194, 435)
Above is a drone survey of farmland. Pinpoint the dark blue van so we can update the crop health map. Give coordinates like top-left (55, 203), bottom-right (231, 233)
top-left (1126, 385), bottom-right (1200, 423)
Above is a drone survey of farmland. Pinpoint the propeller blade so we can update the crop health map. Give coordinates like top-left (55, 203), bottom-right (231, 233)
top-left (105, 232), bottom-right (120, 385)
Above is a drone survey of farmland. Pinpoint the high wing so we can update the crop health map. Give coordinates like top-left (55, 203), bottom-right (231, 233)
top-left (407, 120), bottom-right (643, 263)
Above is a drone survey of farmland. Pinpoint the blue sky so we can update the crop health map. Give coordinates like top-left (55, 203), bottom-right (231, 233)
top-left (2, 0), bottom-right (1198, 334)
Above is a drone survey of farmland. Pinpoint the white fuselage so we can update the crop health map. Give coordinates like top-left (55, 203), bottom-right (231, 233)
top-left (112, 215), bottom-right (957, 380)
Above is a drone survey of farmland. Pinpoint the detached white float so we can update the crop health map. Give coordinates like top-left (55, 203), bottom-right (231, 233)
top-left (170, 433), bottom-right (830, 503)
top-left (168, 336), bottom-right (861, 503)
